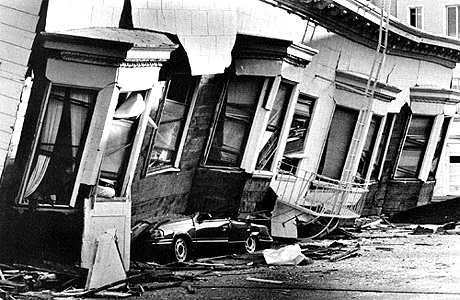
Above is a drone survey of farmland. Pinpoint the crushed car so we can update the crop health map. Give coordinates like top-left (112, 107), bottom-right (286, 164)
top-left (131, 212), bottom-right (273, 263)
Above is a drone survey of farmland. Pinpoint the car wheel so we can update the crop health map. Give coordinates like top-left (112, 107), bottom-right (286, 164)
top-left (244, 236), bottom-right (257, 254)
top-left (173, 237), bottom-right (189, 262)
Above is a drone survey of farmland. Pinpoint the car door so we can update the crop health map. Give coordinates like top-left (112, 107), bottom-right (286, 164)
top-left (194, 217), bottom-right (229, 252)
top-left (228, 219), bottom-right (251, 248)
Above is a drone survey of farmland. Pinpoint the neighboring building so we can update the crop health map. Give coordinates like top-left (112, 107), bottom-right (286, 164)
top-left (391, 0), bottom-right (460, 197)
top-left (1, 0), bottom-right (460, 268)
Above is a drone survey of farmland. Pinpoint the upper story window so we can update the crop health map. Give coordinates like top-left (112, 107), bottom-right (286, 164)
top-left (447, 5), bottom-right (460, 37)
top-left (395, 115), bottom-right (433, 178)
top-left (204, 76), bottom-right (264, 167)
top-left (452, 77), bottom-right (460, 90)
top-left (409, 7), bottom-right (423, 29)
top-left (146, 74), bottom-right (197, 173)
top-left (21, 85), bottom-right (96, 206)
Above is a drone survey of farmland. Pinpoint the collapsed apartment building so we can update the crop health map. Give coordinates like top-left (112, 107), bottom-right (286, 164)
top-left (1, 0), bottom-right (460, 268)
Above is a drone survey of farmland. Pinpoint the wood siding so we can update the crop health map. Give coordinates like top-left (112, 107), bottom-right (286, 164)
top-left (0, 0), bottom-right (42, 176)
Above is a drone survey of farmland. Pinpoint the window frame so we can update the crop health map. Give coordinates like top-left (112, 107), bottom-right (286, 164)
top-left (281, 93), bottom-right (316, 174)
top-left (144, 75), bottom-right (199, 175)
top-left (318, 105), bottom-right (360, 180)
top-left (17, 82), bottom-right (97, 207)
top-left (447, 5), bottom-right (460, 38)
top-left (395, 115), bottom-right (434, 179)
top-left (409, 6), bottom-right (423, 29)
top-left (202, 75), bottom-right (265, 168)
top-left (357, 114), bottom-right (383, 181)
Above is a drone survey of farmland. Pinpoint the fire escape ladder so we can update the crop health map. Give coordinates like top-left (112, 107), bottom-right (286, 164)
top-left (342, 0), bottom-right (391, 184)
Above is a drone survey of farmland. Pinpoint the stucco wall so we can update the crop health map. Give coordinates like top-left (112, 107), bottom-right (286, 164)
top-left (44, 0), bottom-right (307, 75)
top-left (297, 24), bottom-right (454, 176)
top-left (395, 0), bottom-right (460, 35)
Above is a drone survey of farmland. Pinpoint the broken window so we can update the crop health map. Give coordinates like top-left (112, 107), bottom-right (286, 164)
top-left (370, 114), bottom-right (395, 180)
top-left (205, 76), bottom-right (264, 167)
top-left (281, 94), bottom-right (315, 173)
top-left (256, 81), bottom-right (293, 171)
top-left (146, 74), bottom-right (197, 172)
top-left (429, 117), bottom-right (451, 180)
top-left (357, 115), bottom-right (381, 180)
top-left (21, 86), bottom-right (96, 206)
top-left (98, 91), bottom-right (148, 197)
top-left (395, 115), bottom-right (433, 178)
top-left (318, 106), bottom-right (359, 180)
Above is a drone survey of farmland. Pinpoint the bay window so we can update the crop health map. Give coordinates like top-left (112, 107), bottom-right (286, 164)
top-left (205, 76), bottom-right (264, 167)
top-left (146, 74), bottom-right (197, 173)
top-left (395, 115), bottom-right (433, 178)
top-left (281, 94), bottom-right (314, 173)
top-left (22, 85), bottom-right (96, 205)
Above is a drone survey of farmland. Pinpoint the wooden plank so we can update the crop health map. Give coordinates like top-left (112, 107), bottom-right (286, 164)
top-left (0, 5), bottom-right (40, 32)
top-left (0, 0), bottom-right (42, 15)
top-left (0, 62), bottom-right (28, 82)
top-left (85, 230), bottom-right (126, 290)
top-left (0, 23), bottom-right (35, 49)
top-left (0, 113), bottom-right (15, 133)
top-left (0, 94), bottom-right (19, 116)
top-left (0, 75), bottom-right (24, 99)
top-left (0, 69), bottom-right (25, 83)
top-left (0, 40), bottom-right (31, 67)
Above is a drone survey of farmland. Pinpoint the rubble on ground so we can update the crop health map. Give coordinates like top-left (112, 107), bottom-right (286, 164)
top-left (2, 214), bottom-right (459, 299)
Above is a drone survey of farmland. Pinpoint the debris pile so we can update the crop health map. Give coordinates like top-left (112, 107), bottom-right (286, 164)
top-left (349, 215), bottom-right (460, 237)
top-left (1, 212), bottom-right (458, 299)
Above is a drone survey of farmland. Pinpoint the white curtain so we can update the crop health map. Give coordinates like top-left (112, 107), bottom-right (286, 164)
top-left (70, 91), bottom-right (91, 158)
top-left (24, 96), bottom-right (64, 198)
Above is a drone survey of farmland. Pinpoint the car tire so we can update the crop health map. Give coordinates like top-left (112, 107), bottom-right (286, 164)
top-left (173, 237), bottom-right (189, 262)
top-left (244, 236), bottom-right (257, 254)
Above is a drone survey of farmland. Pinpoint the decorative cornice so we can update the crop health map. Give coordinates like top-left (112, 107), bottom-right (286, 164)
top-left (260, 0), bottom-right (460, 67)
top-left (334, 69), bottom-right (401, 102)
top-left (410, 86), bottom-right (460, 105)
top-left (55, 51), bottom-right (166, 68)
top-left (232, 34), bottom-right (317, 68)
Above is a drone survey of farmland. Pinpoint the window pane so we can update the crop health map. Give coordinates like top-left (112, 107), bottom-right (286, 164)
top-left (447, 6), bottom-right (457, 37)
top-left (283, 95), bottom-right (314, 157)
top-left (357, 115), bottom-right (381, 179)
top-left (25, 86), bottom-right (95, 205)
top-left (430, 118), bottom-right (450, 178)
top-left (206, 76), bottom-right (263, 167)
top-left (410, 8), bottom-right (417, 27)
top-left (150, 100), bottom-right (187, 168)
top-left (101, 119), bottom-right (135, 177)
top-left (147, 74), bottom-right (196, 172)
top-left (395, 116), bottom-right (433, 178)
top-left (257, 81), bottom-right (293, 170)
top-left (371, 114), bottom-right (394, 180)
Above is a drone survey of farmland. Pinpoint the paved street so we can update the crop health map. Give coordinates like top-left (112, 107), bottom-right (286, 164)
top-left (135, 231), bottom-right (460, 300)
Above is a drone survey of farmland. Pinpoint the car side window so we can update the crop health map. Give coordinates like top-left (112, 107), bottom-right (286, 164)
top-left (196, 212), bottom-right (212, 223)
